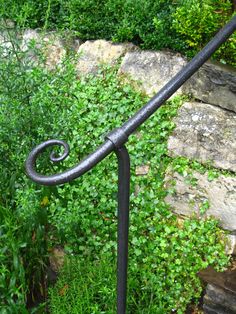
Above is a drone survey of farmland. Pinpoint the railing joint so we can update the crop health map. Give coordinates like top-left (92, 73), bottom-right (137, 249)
top-left (105, 128), bottom-right (129, 149)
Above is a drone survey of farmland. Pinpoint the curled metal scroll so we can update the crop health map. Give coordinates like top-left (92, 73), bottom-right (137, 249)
top-left (25, 127), bottom-right (129, 186)
top-left (25, 138), bottom-right (115, 186)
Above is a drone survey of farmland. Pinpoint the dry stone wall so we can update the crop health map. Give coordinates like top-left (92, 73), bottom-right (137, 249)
top-left (183, 61), bottom-right (236, 113)
top-left (118, 50), bottom-right (187, 97)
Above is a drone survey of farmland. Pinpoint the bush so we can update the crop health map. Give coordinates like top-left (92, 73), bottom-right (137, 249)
top-left (0, 27), bottom-right (81, 311)
top-left (49, 256), bottom-right (116, 314)
top-left (0, 206), bottom-right (27, 313)
top-left (172, 0), bottom-right (236, 65)
top-left (0, 0), bottom-right (235, 65)
top-left (49, 217), bottom-right (228, 313)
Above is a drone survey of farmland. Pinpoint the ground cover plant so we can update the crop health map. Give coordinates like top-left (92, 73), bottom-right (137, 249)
top-left (0, 23), bottom-right (230, 313)
top-left (0, 0), bottom-right (235, 66)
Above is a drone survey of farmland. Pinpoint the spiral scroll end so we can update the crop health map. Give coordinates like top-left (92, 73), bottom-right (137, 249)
top-left (26, 139), bottom-right (70, 179)
top-left (49, 141), bottom-right (70, 163)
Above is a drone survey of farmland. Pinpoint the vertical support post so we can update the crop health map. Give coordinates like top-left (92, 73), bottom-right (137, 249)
top-left (115, 145), bottom-right (130, 314)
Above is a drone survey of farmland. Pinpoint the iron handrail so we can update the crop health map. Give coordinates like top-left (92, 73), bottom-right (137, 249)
top-left (25, 16), bottom-right (236, 314)
top-left (26, 16), bottom-right (236, 186)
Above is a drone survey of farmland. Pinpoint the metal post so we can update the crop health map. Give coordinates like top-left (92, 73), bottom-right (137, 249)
top-left (115, 146), bottom-right (130, 314)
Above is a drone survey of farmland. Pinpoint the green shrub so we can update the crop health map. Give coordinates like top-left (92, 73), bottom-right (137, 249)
top-left (172, 0), bottom-right (236, 65)
top-left (49, 217), bottom-right (228, 313)
top-left (49, 256), bottom-right (116, 314)
top-left (0, 27), bottom-right (77, 311)
top-left (1, 0), bottom-right (235, 65)
top-left (0, 206), bottom-right (27, 313)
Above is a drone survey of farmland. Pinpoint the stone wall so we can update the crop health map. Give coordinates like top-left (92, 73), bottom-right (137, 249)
top-left (164, 63), bottom-right (236, 253)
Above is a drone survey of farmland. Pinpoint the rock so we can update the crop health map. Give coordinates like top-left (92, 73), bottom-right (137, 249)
top-left (199, 267), bottom-right (236, 313)
top-left (203, 284), bottom-right (236, 314)
top-left (42, 32), bottom-right (66, 69)
top-left (20, 29), bottom-right (41, 65)
top-left (118, 50), bottom-right (187, 97)
top-left (184, 60), bottom-right (236, 113)
top-left (76, 40), bottom-right (135, 75)
top-left (168, 102), bottom-right (236, 172)
top-left (21, 29), bottom-right (41, 51)
top-left (199, 266), bottom-right (236, 294)
top-left (0, 19), bottom-right (15, 28)
top-left (134, 184), bottom-right (142, 196)
top-left (21, 30), bottom-right (66, 69)
top-left (0, 21), bottom-right (16, 56)
top-left (135, 165), bottom-right (150, 176)
top-left (49, 247), bottom-right (66, 273)
top-left (0, 32), bottom-right (14, 56)
top-left (226, 235), bottom-right (236, 255)
top-left (164, 170), bottom-right (236, 231)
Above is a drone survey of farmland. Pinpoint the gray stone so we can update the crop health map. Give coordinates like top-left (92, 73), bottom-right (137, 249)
top-left (184, 61), bottom-right (236, 113)
top-left (164, 170), bottom-right (236, 231)
top-left (76, 40), bottom-right (135, 75)
top-left (226, 235), bottom-right (236, 255)
top-left (118, 50), bottom-right (187, 97)
top-left (0, 19), bottom-right (15, 28)
top-left (135, 165), bottom-right (150, 176)
top-left (0, 33), bottom-right (14, 56)
top-left (203, 284), bottom-right (236, 314)
top-left (42, 33), bottom-right (66, 69)
top-left (21, 29), bottom-right (41, 51)
top-left (168, 102), bottom-right (236, 172)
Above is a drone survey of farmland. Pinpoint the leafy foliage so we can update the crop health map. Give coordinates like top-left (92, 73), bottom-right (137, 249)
top-left (172, 0), bottom-right (236, 65)
top-left (0, 206), bottom-right (27, 313)
top-left (0, 0), bottom-right (235, 65)
top-left (49, 256), bottom-right (116, 314)
top-left (49, 217), bottom-right (228, 313)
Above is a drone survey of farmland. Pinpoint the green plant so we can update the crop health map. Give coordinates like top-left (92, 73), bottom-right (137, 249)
top-left (49, 217), bottom-right (228, 313)
top-left (0, 26), bottom-right (76, 311)
top-left (49, 256), bottom-right (116, 314)
top-left (0, 206), bottom-right (27, 313)
top-left (1, 0), bottom-right (235, 65)
top-left (172, 0), bottom-right (236, 65)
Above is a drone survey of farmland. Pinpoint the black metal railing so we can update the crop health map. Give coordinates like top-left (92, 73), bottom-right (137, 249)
top-left (25, 16), bottom-right (236, 314)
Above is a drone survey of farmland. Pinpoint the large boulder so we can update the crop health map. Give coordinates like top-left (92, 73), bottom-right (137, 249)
top-left (164, 169), bottom-right (236, 231)
top-left (118, 50), bottom-right (187, 97)
top-left (184, 61), bottom-right (236, 113)
top-left (168, 102), bottom-right (236, 172)
top-left (76, 40), bottom-right (135, 75)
